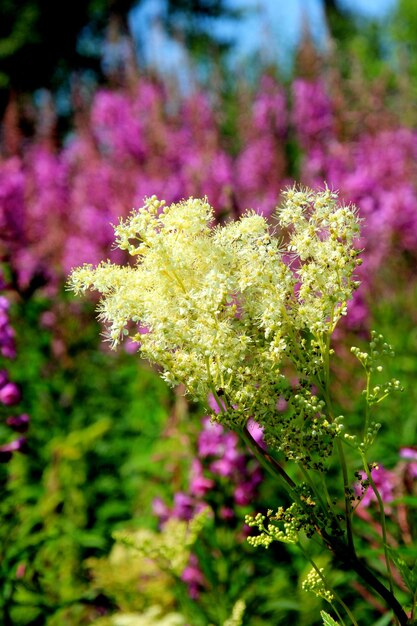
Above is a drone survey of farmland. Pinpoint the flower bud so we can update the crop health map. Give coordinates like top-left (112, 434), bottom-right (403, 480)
top-left (0, 382), bottom-right (21, 406)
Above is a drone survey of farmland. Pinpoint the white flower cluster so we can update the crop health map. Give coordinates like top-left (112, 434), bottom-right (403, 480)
top-left (279, 186), bottom-right (360, 334)
top-left (245, 508), bottom-right (299, 547)
top-left (223, 599), bottom-right (246, 626)
top-left (302, 567), bottom-right (334, 603)
top-left (113, 508), bottom-right (209, 576)
top-left (69, 188), bottom-right (360, 425)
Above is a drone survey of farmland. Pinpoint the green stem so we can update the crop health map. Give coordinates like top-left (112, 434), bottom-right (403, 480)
top-left (242, 429), bottom-right (409, 624)
top-left (298, 542), bottom-right (358, 626)
top-left (320, 472), bottom-right (337, 512)
top-left (240, 426), bottom-right (296, 491)
top-left (316, 328), bottom-right (358, 560)
top-left (300, 464), bottom-right (328, 518)
top-left (319, 371), bottom-right (357, 561)
top-left (364, 370), bottom-right (371, 439)
top-left (314, 342), bottom-right (403, 621)
top-left (344, 552), bottom-right (408, 626)
top-left (336, 439), bottom-right (356, 556)
top-left (411, 590), bottom-right (417, 623)
top-left (359, 451), bottom-right (398, 623)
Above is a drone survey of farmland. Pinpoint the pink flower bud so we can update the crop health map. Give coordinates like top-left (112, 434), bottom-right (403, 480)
top-left (0, 382), bottom-right (21, 405)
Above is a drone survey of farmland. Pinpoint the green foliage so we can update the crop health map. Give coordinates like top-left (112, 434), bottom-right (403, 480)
top-left (3, 291), bottom-right (312, 625)
top-left (390, 0), bottom-right (417, 91)
top-left (1, 293), bottom-right (173, 625)
top-left (6, 253), bottom-right (417, 623)
top-left (387, 549), bottom-right (417, 595)
top-left (320, 611), bottom-right (339, 626)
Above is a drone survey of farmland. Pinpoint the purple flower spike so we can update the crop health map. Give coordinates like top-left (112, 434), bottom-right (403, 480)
top-left (190, 460), bottom-right (214, 497)
top-left (152, 497), bottom-right (171, 524)
top-left (198, 417), bottom-right (226, 457)
top-left (172, 492), bottom-right (194, 521)
top-left (219, 506), bottom-right (234, 520)
top-left (234, 484), bottom-right (254, 507)
top-left (0, 275), bottom-right (29, 462)
top-left (181, 554), bottom-right (205, 599)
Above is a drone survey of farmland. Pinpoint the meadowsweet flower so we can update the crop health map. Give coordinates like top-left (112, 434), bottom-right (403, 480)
top-left (302, 567), bottom-right (334, 603)
top-left (117, 508), bottom-right (209, 574)
top-left (69, 188), bottom-right (360, 459)
top-left (224, 599), bottom-right (246, 626)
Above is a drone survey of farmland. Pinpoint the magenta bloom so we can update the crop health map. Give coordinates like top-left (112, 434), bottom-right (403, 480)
top-left (0, 437), bottom-right (28, 462)
top-left (152, 497), bottom-right (170, 525)
top-left (207, 393), bottom-right (226, 415)
top-left (0, 278), bottom-right (30, 462)
top-left (400, 448), bottom-right (417, 479)
top-left (0, 297), bottom-right (16, 359)
top-left (354, 465), bottom-right (396, 508)
top-left (189, 460), bottom-right (214, 497)
top-left (247, 418), bottom-right (266, 449)
top-left (0, 382), bottom-right (21, 406)
top-left (181, 554), bottom-right (205, 599)
top-left (400, 447), bottom-right (417, 461)
top-left (172, 492), bottom-right (194, 521)
top-left (198, 417), bottom-right (227, 457)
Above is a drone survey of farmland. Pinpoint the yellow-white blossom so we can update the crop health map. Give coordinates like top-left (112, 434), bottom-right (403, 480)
top-left (69, 188), bottom-right (361, 434)
top-left (302, 567), bottom-right (334, 603)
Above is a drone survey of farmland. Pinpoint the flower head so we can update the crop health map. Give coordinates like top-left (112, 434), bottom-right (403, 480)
top-left (69, 188), bottom-right (360, 441)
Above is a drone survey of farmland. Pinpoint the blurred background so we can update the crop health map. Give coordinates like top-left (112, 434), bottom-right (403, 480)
top-left (2, 1), bottom-right (417, 624)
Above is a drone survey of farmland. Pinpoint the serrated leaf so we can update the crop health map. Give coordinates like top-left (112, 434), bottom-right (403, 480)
top-left (388, 548), bottom-right (417, 593)
top-left (321, 610), bottom-right (340, 626)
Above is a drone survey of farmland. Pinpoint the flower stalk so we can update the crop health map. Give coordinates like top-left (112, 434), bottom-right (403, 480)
top-left (68, 187), bottom-right (409, 623)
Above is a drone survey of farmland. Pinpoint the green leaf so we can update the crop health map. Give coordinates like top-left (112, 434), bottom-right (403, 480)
top-left (388, 548), bottom-right (417, 593)
top-left (321, 611), bottom-right (340, 626)
top-left (372, 613), bottom-right (394, 626)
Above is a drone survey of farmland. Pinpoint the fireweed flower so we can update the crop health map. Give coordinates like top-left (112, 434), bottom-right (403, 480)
top-left (354, 465), bottom-right (396, 510)
top-left (400, 447), bottom-right (417, 479)
top-left (69, 187), bottom-right (360, 463)
top-left (0, 277), bottom-right (30, 462)
top-left (0, 380), bottom-right (21, 406)
top-left (153, 416), bottom-right (262, 527)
